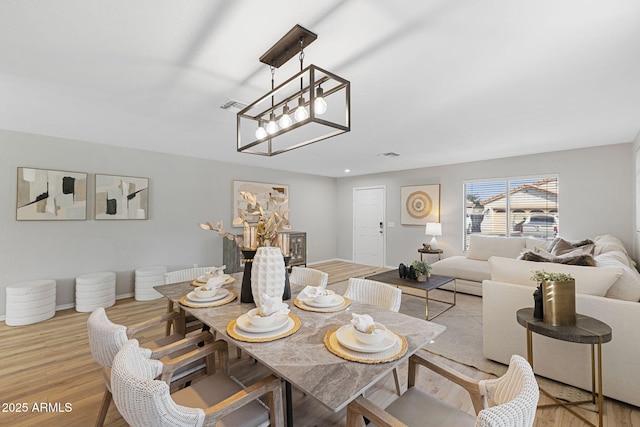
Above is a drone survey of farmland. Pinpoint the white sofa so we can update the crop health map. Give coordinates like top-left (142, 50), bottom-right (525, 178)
top-left (431, 234), bottom-right (549, 296)
top-left (482, 235), bottom-right (640, 407)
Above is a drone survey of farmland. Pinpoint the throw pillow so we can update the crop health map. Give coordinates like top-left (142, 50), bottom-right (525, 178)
top-left (518, 247), bottom-right (596, 266)
top-left (489, 256), bottom-right (622, 296)
top-left (547, 237), bottom-right (595, 255)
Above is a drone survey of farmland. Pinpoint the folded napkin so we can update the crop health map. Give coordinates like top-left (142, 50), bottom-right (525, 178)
top-left (260, 295), bottom-right (290, 317)
top-left (205, 265), bottom-right (226, 279)
top-left (204, 275), bottom-right (226, 290)
top-left (351, 313), bottom-right (382, 334)
top-left (298, 285), bottom-right (326, 299)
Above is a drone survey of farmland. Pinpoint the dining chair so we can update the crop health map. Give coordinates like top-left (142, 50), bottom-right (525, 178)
top-left (164, 266), bottom-right (219, 336)
top-left (111, 339), bottom-right (284, 427)
top-left (289, 266), bottom-right (329, 288)
top-left (346, 353), bottom-right (539, 427)
top-left (87, 307), bottom-right (226, 427)
top-left (344, 277), bottom-right (403, 395)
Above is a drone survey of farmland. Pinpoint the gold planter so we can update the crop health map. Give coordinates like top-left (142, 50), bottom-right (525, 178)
top-left (542, 280), bottom-right (576, 326)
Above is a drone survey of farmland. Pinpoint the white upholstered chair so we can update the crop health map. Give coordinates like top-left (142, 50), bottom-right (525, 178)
top-left (344, 277), bottom-right (403, 394)
top-left (111, 339), bottom-right (284, 427)
top-left (346, 354), bottom-right (539, 427)
top-left (87, 307), bottom-right (224, 426)
top-left (289, 266), bottom-right (329, 288)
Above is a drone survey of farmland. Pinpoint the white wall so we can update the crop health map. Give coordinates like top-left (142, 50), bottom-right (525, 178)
top-left (337, 143), bottom-right (635, 267)
top-left (0, 130), bottom-right (338, 317)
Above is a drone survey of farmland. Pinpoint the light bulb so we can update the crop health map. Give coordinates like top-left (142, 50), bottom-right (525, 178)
top-left (314, 87), bottom-right (327, 115)
top-left (255, 122), bottom-right (267, 139)
top-left (294, 96), bottom-right (308, 122)
top-left (266, 113), bottom-right (278, 135)
top-left (279, 106), bottom-right (293, 128)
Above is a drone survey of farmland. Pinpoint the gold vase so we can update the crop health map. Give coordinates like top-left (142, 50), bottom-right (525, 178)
top-left (542, 280), bottom-right (576, 326)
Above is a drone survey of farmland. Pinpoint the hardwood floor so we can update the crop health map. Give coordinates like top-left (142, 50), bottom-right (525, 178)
top-left (0, 261), bottom-right (638, 426)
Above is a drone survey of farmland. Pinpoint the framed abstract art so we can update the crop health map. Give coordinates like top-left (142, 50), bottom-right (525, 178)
top-left (95, 174), bottom-right (149, 220)
top-left (400, 184), bottom-right (440, 225)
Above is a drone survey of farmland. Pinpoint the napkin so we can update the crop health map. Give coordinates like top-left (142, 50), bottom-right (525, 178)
top-left (260, 295), bottom-right (290, 317)
top-left (298, 285), bottom-right (326, 299)
top-left (351, 313), bottom-right (382, 334)
top-left (204, 275), bottom-right (226, 290)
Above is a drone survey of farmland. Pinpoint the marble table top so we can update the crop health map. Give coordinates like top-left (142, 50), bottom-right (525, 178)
top-left (155, 275), bottom-right (445, 412)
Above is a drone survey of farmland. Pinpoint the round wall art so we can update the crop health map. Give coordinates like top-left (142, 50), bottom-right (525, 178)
top-left (400, 184), bottom-right (440, 225)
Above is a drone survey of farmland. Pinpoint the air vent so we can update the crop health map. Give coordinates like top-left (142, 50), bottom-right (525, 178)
top-left (378, 152), bottom-right (400, 158)
top-left (220, 100), bottom-right (247, 113)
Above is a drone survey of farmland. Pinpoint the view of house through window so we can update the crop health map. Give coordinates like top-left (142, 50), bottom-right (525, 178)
top-left (464, 176), bottom-right (559, 250)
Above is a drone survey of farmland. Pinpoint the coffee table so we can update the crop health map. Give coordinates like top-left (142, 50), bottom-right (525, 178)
top-left (365, 270), bottom-right (456, 320)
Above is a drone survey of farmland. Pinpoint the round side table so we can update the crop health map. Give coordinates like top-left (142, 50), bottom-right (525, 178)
top-left (516, 308), bottom-right (612, 427)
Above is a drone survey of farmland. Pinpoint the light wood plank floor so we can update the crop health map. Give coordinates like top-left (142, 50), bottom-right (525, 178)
top-left (0, 261), bottom-right (638, 426)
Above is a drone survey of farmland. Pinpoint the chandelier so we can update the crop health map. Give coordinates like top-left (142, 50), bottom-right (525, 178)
top-left (237, 25), bottom-right (351, 156)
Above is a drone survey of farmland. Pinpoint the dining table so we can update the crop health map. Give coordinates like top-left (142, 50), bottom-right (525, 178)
top-left (155, 273), bottom-right (446, 427)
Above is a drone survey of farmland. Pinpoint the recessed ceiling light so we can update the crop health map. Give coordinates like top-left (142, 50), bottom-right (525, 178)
top-left (344, 169), bottom-right (351, 173)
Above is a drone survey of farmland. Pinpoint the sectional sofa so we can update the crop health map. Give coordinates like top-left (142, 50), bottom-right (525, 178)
top-left (432, 234), bottom-right (640, 406)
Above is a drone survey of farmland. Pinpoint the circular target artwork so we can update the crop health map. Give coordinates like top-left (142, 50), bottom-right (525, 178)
top-left (405, 191), bottom-right (432, 219)
top-left (400, 184), bottom-right (440, 225)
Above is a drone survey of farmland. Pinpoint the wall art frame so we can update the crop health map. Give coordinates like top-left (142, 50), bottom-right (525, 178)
top-left (232, 180), bottom-right (290, 228)
top-left (400, 184), bottom-right (440, 225)
top-left (95, 174), bottom-right (149, 220)
top-left (16, 167), bottom-right (88, 221)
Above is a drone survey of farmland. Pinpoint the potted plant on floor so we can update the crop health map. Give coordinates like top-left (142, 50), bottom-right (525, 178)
top-left (411, 260), bottom-right (432, 282)
top-left (531, 270), bottom-right (576, 326)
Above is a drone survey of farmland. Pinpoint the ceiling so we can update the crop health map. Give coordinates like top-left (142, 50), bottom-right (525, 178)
top-left (1, 0), bottom-right (639, 178)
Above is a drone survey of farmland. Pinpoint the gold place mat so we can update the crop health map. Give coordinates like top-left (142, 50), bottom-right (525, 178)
top-left (190, 277), bottom-right (236, 287)
top-left (323, 326), bottom-right (408, 364)
top-left (226, 314), bottom-right (301, 343)
top-left (178, 290), bottom-right (237, 308)
top-left (293, 297), bottom-right (351, 312)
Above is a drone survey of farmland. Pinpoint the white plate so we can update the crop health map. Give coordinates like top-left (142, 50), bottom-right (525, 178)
top-left (196, 274), bottom-right (231, 284)
top-left (187, 289), bottom-right (229, 302)
top-left (304, 294), bottom-right (344, 308)
top-left (235, 313), bottom-right (290, 333)
top-left (335, 325), bottom-right (397, 353)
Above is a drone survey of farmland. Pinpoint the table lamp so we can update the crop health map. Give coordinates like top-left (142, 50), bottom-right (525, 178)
top-left (425, 222), bottom-right (442, 250)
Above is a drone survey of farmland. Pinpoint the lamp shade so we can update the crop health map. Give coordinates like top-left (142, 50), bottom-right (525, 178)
top-left (425, 222), bottom-right (442, 236)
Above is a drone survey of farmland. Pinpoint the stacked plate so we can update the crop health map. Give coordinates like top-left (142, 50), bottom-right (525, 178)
top-left (193, 274), bottom-right (231, 285)
top-left (233, 313), bottom-right (293, 337)
top-left (184, 288), bottom-right (232, 307)
top-left (301, 293), bottom-right (345, 309)
top-left (334, 324), bottom-right (398, 353)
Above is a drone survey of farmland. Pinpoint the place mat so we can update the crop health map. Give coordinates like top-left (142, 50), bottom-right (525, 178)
top-left (178, 290), bottom-right (237, 308)
top-left (227, 313), bottom-right (301, 342)
top-left (323, 326), bottom-right (407, 364)
top-left (190, 277), bottom-right (235, 287)
top-left (293, 297), bottom-right (351, 312)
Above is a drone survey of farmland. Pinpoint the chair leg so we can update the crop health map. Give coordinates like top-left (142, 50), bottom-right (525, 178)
top-left (95, 388), bottom-right (111, 427)
top-left (392, 368), bottom-right (401, 395)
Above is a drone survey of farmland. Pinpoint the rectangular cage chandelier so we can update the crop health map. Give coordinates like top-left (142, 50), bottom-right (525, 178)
top-left (237, 24), bottom-right (351, 156)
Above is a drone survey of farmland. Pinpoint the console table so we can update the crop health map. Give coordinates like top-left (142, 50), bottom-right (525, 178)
top-left (516, 308), bottom-right (612, 427)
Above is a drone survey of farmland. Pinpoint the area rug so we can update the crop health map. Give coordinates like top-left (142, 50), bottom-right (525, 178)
top-left (328, 280), bottom-right (595, 410)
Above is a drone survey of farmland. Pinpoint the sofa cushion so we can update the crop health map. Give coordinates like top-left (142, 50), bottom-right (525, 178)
top-left (525, 237), bottom-right (548, 251)
top-left (594, 235), bottom-right (636, 267)
top-left (466, 235), bottom-right (526, 261)
top-left (595, 252), bottom-right (640, 301)
top-left (518, 247), bottom-right (596, 266)
top-left (431, 256), bottom-right (491, 283)
top-left (488, 256), bottom-right (622, 296)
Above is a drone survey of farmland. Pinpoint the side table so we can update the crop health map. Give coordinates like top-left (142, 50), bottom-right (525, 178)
top-left (516, 308), bottom-right (612, 427)
top-left (418, 247), bottom-right (443, 261)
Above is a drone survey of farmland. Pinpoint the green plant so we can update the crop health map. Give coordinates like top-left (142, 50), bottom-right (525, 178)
top-left (411, 260), bottom-right (432, 276)
top-left (531, 270), bottom-right (574, 283)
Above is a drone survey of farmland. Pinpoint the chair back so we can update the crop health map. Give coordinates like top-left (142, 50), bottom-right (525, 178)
top-left (165, 267), bottom-right (218, 285)
top-left (476, 354), bottom-right (539, 427)
top-left (87, 307), bottom-right (131, 368)
top-left (344, 278), bottom-right (402, 312)
top-left (289, 267), bottom-right (329, 288)
top-left (111, 339), bottom-right (205, 427)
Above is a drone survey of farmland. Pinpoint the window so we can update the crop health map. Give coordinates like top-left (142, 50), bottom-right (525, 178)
top-left (464, 176), bottom-right (559, 250)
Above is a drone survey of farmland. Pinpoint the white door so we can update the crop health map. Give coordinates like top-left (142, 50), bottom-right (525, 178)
top-left (353, 186), bottom-right (385, 267)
